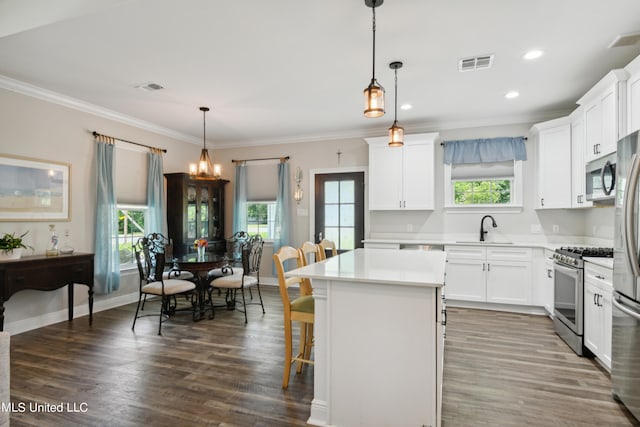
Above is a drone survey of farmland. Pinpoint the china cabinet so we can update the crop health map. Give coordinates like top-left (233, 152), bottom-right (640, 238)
top-left (165, 173), bottom-right (228, 256)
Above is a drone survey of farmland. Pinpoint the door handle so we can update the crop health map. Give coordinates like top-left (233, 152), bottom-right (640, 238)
top-left (613, 296), bottom-right (640, 320)
top-left (601, 160), bottom-right (616, 196)
top-left (623, 154), bottom-right (640, 278)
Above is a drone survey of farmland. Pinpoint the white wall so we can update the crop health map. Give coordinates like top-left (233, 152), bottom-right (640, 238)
top-left (216, 122), bottom-right (603, 254)
top-left (0, 87), bottom-right (615, 333)
top-left (0, 88), bottom-right (201, 334)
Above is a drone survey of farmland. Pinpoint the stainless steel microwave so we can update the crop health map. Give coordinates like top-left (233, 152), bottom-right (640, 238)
top-left (585, 152), bottom-right (616, 202)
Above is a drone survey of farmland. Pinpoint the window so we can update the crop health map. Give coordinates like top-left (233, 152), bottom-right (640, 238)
top-left (117, 205), bottom-right (147, 269)
top-left (246, 201), bottom-right (276, 240)
top-left (444, 161), bottom-right (523, 209)
top-left (453, 179), bottom-right (512, 204)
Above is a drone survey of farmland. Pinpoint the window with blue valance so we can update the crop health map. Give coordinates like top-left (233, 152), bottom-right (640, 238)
top-left (443, 137), bottom-right (527, 165)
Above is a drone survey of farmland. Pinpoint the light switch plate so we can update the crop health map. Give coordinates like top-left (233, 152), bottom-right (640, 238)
top-left (297, 208), bottom-right (308, 217)
top-left (531, 224), bottom-right (542, 234)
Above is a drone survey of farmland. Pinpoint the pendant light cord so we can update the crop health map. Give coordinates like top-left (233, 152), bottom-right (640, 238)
top-left (394, 67), bottom-right (398, 122)
top-left (371, 0), bottom-right (377, 80)
top-left (202, 109), bottom-right (207, 149)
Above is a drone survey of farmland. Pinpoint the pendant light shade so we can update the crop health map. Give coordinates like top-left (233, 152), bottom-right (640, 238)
top-left (388, 61), bottom-right (404, 147)
top-left (189, 107), bottom-right (221, 178)
top-left (363, 0), bottom-right (385, 118)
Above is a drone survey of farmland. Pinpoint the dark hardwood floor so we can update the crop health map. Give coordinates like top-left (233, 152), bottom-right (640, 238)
top-left (6, 288), bottom-right (639, 426)
top-left (442, 307), bottom-right (639, 427)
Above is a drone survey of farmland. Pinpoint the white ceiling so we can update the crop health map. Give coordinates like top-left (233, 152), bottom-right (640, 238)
top-left (1, 0), bottom-right (640, 148)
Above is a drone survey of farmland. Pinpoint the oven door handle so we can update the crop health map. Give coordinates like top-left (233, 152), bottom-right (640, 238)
top-left (623, 153), bottom-right (640, 278)
top-left (612, 296), bottom-right (640, 321)
top-left (553, 261), bottom-right (580, 278)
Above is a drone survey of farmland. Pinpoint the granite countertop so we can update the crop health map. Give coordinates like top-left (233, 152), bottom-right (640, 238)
top-left (286, 248), bottom-right (446, 288)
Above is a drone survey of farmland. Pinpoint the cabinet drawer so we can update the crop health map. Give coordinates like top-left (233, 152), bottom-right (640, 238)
top-left (445, 245), bottom-right (484, 260)
top-left (585, 263), bottom-right (613, 291)
top-left (5, 262), bottom-right (91, 295)
top-left (486, 247), bottom-right (532, 262)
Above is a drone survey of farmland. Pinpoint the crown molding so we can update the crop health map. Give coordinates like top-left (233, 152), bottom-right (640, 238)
top-left (214, 109), bottom-right (574, 149)
top-left (0, 74), bottom-right (200, 145)
top-left (0, 74), bottom-right (574, 150)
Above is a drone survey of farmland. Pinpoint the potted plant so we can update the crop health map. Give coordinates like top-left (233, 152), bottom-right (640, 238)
top-left (0, 231), bottom-right (32, 261)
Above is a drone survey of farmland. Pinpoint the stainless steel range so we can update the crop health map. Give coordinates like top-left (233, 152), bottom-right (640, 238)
top-left (552, 246), bottom-right (613, 356)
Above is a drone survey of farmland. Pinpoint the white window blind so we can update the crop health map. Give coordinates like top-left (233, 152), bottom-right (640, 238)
top-left (246, 162), bottom-right (278, 201)
top-left (451, 161), bottom-right (514, 180)
top-left (115, 146), bottom-right (146, 204)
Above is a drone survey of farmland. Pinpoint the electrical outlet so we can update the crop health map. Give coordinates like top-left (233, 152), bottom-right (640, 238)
top-left (407, 223), bottom-right (413, 232)
top-left (531, 224), bottom-right (542, 234)
top-left (553, 224), bottom-right (559, 233)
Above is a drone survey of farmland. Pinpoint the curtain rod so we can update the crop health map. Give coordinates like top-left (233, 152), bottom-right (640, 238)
top-left (232, 156), bottom-right (290, 163)
top-left (92, 131), bottom-right (167, 153)
top-left (440, 137), bottom-right (527, 146)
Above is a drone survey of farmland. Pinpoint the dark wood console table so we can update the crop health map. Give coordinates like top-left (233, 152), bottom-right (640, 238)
top-left (0, 253), bottom-right (94, 331)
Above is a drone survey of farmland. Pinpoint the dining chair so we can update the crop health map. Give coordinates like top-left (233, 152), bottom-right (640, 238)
top-left (139, 236), bottom-right (195, 312)
top-left (299, 241), bottom-right (318, 266)
top-left (298, 241), bottom-right (316, 296)
top-left (273, 246), bottom-right (314, 389)
top-left (317, 238), bottom-right (338, 260)
top-left (132, 233), bottom-right (197, 335)
top-left (207, 231), bottom-right (248, 282)
top-left (208, 234), bottom-right (265, 323)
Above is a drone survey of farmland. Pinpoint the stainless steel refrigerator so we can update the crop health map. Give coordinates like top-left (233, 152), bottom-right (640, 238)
top-left (612, 129), bottom-right (640, 420)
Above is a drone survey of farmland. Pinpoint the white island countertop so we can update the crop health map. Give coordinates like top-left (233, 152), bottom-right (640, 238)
top-left (286, 248), bottom-right (446, 288)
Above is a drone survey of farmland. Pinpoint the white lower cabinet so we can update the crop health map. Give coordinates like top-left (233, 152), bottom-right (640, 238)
top-left (584, 262), bottom-right (613, 370)
top-left (445, 245), bottom-right (532, 305)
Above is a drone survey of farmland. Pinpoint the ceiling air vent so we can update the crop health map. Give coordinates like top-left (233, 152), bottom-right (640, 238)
top-left (608, 31), bottom-right (640, 48)
top-left (134, 82), bottom-right (164, 91)
top-left (459, 54), bottom-right (494, 72)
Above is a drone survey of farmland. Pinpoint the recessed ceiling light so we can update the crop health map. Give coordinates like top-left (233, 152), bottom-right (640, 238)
top-left (505, 91), bottom-right (520, 99)
top-left (523, 49), bottom-right (544, 60)
top-left (400, 103), bottom-right (412, 110)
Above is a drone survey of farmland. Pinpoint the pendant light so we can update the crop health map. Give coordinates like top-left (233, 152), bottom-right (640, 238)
top-left (189, 107), bottom-right (221, 178)
top-left (363, 0), bottom-right (385, 118)
top-left (388, 61), bottom-right (404, 147)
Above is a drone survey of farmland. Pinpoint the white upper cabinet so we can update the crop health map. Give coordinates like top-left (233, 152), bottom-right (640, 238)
top-left (626, 55), bottom-right (640, 135)
top-left (531, 117), bottom-right (572, 209)
top-left (366, 132), bottom-right (438, 210)
top-left (577, 69), bottom-right (628, 162)
top-left (570, 107), bottom-right (592, 208)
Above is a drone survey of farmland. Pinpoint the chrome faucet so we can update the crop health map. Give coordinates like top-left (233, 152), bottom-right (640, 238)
top-left (480, 215), bottom-right (497, 242)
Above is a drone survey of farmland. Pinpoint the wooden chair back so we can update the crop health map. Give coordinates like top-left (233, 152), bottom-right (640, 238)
top-left (317, 238), bottom-right (337, 260)
top-left (273, 246), bottom-right (307, 305)
top-left (299, 241), bottom-right (318, 266)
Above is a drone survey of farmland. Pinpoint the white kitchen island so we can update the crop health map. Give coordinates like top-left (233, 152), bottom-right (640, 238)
top-left (286, 248), bottom-right (446, 427)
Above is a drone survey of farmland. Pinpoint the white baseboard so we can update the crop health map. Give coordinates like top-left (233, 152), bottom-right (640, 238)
top-left (445, 300), bottom-right (547, 316)
top-left (5, 292), bottom-right (140, 336)
top-left (5, 279), bottom-right (283, 335)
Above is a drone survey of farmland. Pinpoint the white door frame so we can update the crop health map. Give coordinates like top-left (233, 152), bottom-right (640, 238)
top-left (309, 166), bottom-right (369, 244)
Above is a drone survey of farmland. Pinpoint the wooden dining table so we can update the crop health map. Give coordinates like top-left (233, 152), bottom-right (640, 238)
top-left (174, 252), bottom-right (229, 320)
